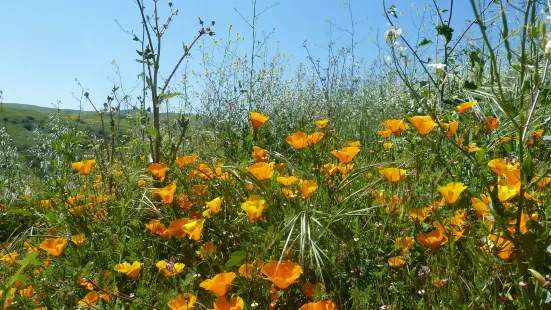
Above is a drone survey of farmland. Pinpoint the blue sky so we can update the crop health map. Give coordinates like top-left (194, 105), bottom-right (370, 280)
top-left (0, 1), bottom-right (475, 110)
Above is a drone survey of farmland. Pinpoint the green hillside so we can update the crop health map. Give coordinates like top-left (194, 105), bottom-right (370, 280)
top-left (0, 103), bottom-right (133, 151)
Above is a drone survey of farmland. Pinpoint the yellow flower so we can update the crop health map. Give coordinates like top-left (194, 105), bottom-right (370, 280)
top-left (214, 296), bottom-right (244, 310)
top-left (114, 261), bottom-right (142, 279)
top-left (39, 238), bottom-right (68, 257)
top-left (148, 163), bottom-right (168, 182)
top-left (156, 260), bottom-right (185, 277)
top-left (247, 162), bottom-right (275, 181)
top-left (348, 141), bottom-right (361, 147)
top-left (456, 100), bottom-right (477, 114)
top-left (168, 218), bottom-right (191, 239)
top-left (301, 180), bottom-right (318, 198)
top-left (238, 261), bottom-right (263, 279)
top-left (0, 252), bottom-right (19, 264)
top-left (408, 115), bottom-right (437, 136)
top-left (71, 233), bottom-right (86, 246)
top-left (321, 163), bottom-right (337, 175)
top-left (182, 218), bottom-right (206, 241)
top-left (72, 159), bottom-right (96, 175)
top-left (395, 237), bottom-right (415, 249)
top-left (282, 188), bottom-right (296, 199)
top-left (155, 183), bottom-right (177, 204)
top-left (19, 285), bottom-right (35, 298)
top-left (378, 167), bottom-right (407, 183)
top-left (383, 142), bottom-right (392, 150)
top-left (261, 260), bottom-right (302, 290)
top-left (331, 146), bottom-right (360, 164)
top-left (337, 163), bottom-right (354, 175)
top-left (315, 119), bottom-right (329, 130)
top-left (307, 132), bottom-right (325, 146)
top-left (251, 146), bottom-right (269, 163)
top-left (199, 272), bottom-right (236, 296)
top-left (241, 195), bottom-right (268, 222)
top-left (388, 256), bottom-right (406, 268)
top-left (286, 132), bottom-right (309, 150)
top-left (206, 197), bottom-right (223, 214)
top-left (249, 112), bottom-right (269, 130)
top-left (438, 182), bottom-right (467, 205)
top-left (168, 293), bottom-right (197, 310)
top-left (137, 179), bottom-right (147, 188)
top-left (175, 155), bottom-right (198, 167)
top-left (381, 119), bottom-right (405, 135)
top-left (533, 175), bottom-right (551, 188)
top-left (408, 207), bottom-right (432, 223)
top-left (276, 176), bottom-right (299, 186)
top-left (378, 129), bottom-right (392, 138)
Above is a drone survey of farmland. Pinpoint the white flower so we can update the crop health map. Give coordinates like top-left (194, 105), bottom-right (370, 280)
top-left (545, 40), bottom-right (551, 55)
top-left (427, 63), bottom-right (446, 70)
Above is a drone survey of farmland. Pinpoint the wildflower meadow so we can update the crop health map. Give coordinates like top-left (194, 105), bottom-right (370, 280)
top-left (2, 0), bottom-right (551, 309)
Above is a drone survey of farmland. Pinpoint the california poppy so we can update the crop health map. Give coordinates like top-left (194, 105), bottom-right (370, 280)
top-left (199, 272), bottom-right (236, 296)
top-left (213, 296), bottom-right (244, 310)
top-left (182, 218), bottom-right (205, 241)
top-left (276, 176), bottom-right (299, 186)
top-left (302, 283), bottom-right (318, 300)
top-left (438, 182), bottom-right (467, 205)
top-left (395, 237), bottom-right (415, 249)
top-left (19, 285), bottom-right (35, 298)
top-left (484, 116), bottom-right (499, 130)
top-left (78, 291), bottom-right (99, 307)
top-left (381, 119), bottom-right (405, 135)
top-left (206, 197), bottom-right (223, 214)
top-left (379, 129), bottom-right (392, 138)
top-left (388, 256), bottom-right (406, 268)
top-left (307, 132), bottom-right (325, 146)
top-left (408, 116), bottom-right (437, 136)
top-left (71, 233), bottom-right (86, 246)
top-left (156, 260), bottom-right (185, 277)
top-left (416, 229), bottom-right (448, 249)
top-left (261, 260), bottom-right (302, 290)
top-left (196, 241), bottom-right (217, 260)
top-left (252, 146), bottom-right (269, 163)
top-left (175, 155), bottom-right (198, 168)
top-left (331, 147), bottom-right (360, 164)
top-left (72, 159), bottom-right (96, 175)
top-left (378, 167), bottom-right (407, 183)
top-left (146, 219), bottom-right (170, 239)
top-left (298, 301), bottom-right (337, 310)
top-left (488, 233), bottom-right (514, 260)
top-left (383, 142), bottom-right (392, 150)
top-left (408, 207), bottom-right (432, 223)
top-left (315, 119), bottom-right (328, 130)
top-left (248, 162), bottom-right (275, 181)
top-left (155, 183), bottom-right (177, 204)
top-left (168, 293), bottom-right (197, 310)
top-left (241, 195), bottom-right (268, 222)
top-left (0, 252), bottom-right (19, 264)
top-left (301, 180), bottom-right (318, 198)
top-left (238, 260), bottom-right (263, 279)
top-left (168, 218), bottom-right (190, 239)
top-left (114, 261), bottom-right (142, 279)
top-left (148, 163), bottom-right (168, 182)
top-left (456, 100), bottom-right (477, 114)
top-left (39, 237), bottom-right (67, 257)
top-left (286, 132), bottom-right (309, 150)
top-left (249, 112), bottom-right (269, 129)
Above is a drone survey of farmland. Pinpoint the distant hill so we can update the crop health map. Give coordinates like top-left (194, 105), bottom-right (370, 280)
top-left (0, 103), bottom-right (135, 151)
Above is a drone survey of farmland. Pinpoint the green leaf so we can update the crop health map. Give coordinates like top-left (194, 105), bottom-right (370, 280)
top-left (436, 25), bottom-right (454, 43)
top-left (225, 251), bottom-right (247, 268)
top-left (419, 38), bottom-right (433, 47)
top-left (522, 152), bottom-right (533, 179)
top-left (7, 209), bottom-right (32, 216)
top-left (7, 252), bottom-right (39, 289)
top-left (475, 149), bottom-right (486, 163)
top-left (158, 92), bottom-right (183, 102)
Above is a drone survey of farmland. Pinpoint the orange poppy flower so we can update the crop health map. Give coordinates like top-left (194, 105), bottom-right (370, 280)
top-left (261, 260), bottom-right (302, 290)
top-left (484, 116), bottom-right (499, 130)
top-left (156, 260), bottom-right (185, 277)
top-left (330, 147), bottom-right (360, 164)
top-left (206, 197), bottom-right (223, 214)
top-left (175, 155), bottom-right (198, 168)
top-left (299, 301), bottom-right (337, 310)
top-left (155, 183), bottom-right (177, 204)
top-left (408, 207), bottom-right (432, 223)
top-left (114, 261), bottom-right (142, 278)
top-left (416, 229), bottom-right (448, 249)
top-left (381, 119), bottom-right (404, 135)
top-left (178, 194), bottom-right (194, 210)
top-left (249, 112), bottom-right (269, 129)
top-left (307, 132), bottom-right (325, 146)
top-left (438, 182), bottom-right (467, 205)
top-left (275, 163), bottom-right (286, 174)
top-left (488, 233), bottom-right (514, 260)
top-left (388, 256), bottom-right (406, 268)
top-left (241, 195), bottom-right (268, 222)
top-left (1, 252), bottom-right (19, 264)
top-left (247, 162), bottom-right (275, 181)
top-left (315, 119), bottom-right (329, 130)
top-left (395, 237), bottom-right (415, 249)
top-left (199, 272), bottom-right (236, 296)
top-left (408, 115), bottom-right (437, 136)
top-left (238, 261), bottom-right (263, 280)
top-left (276, 176), bottom-right (299, 186)
top-left (72, 159), bottom-right (96, 175)
top-left (337, 163), bottom-right (354, 175)
top-left (196, 241), bottom-right (217, 260)
top-left (282, 188), bottom-right (296, 199)
top-left (78, 291), bottom-right (99, 307)
top-left (214, 296), bottom-right (244, 310)
top-left (286, 132), bottom-right (309, 150)
top-left (168, 293), bottom-right (197, 310)
top-left (39, 238), bottom-right (67, 257)
top-left (195, 163), bottom-right (216, 181)
top-left (456, 100), bottom-right (477, 114)
top-left (302, 283), bottom-right (318, 300)
top-left (182, 218), bottom-right (205, 241)
top-left (321, 163), bottom-right (337, 175)
top-left (378, 167), bottom-right (407, 183)
top-left (446, 121), bottom-right (459, 136)
top-left (146, 219), bottom-right (170, 239)
top-left (149, 163), bottom-right (168, 182)
top-left (378, 129), bottom-right (392, 138)
top-left (300, 180), bottom-right (318, 198)
top-left (168, 218), bottom-right (190, 238)
top-left (19, 285), bottom-right (35, 298)
top-left (252, 146), bottom-right (269, 163)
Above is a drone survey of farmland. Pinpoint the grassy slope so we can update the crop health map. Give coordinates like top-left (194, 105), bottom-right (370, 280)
top-left (0, 103), bottom-right (132, 151)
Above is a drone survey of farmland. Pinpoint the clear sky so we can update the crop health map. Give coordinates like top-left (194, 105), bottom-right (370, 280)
top-left (0, 1), bottom-right (476, 110)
